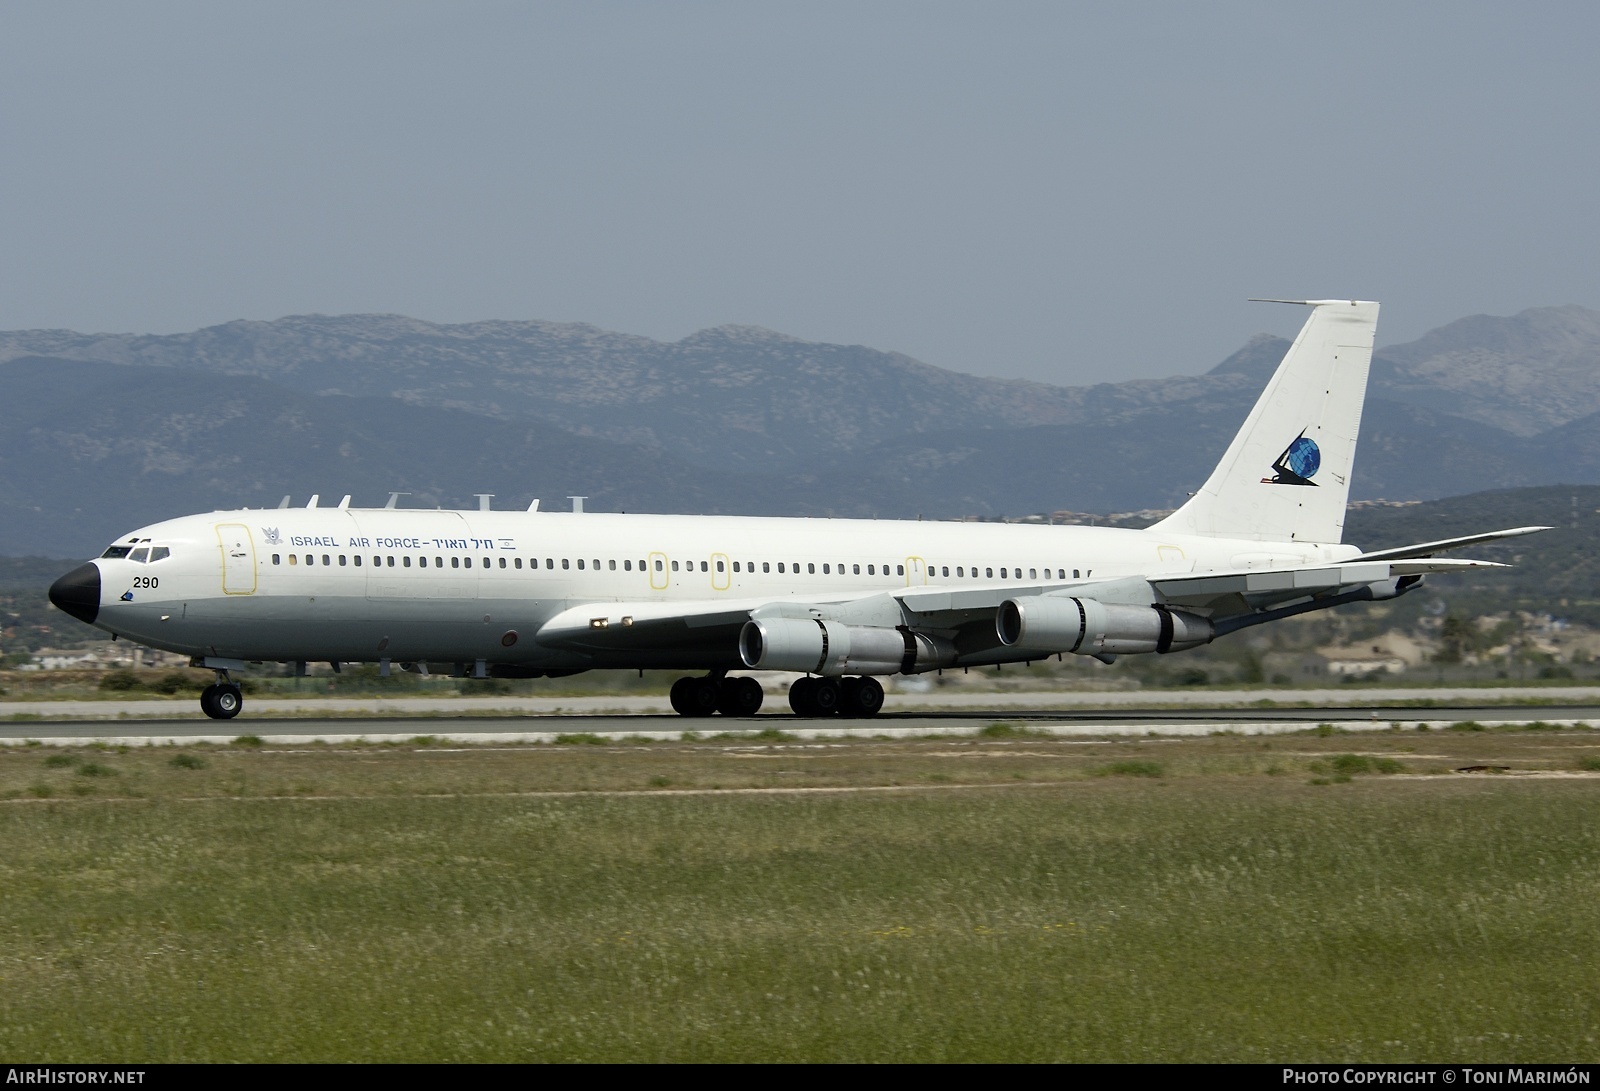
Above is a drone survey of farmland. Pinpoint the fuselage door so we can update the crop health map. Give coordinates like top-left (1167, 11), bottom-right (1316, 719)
top-left (648, 551), bottom-right (669, 591)
top-left (216, 523), bottom-right (257, 595)
top-left (904, 556), bottom-right (928, 586)
top-left (711, 553), bottom-right (731, 591)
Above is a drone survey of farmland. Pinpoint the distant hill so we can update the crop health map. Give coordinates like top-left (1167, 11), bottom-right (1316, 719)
top-left (3, 305), bottom-right (1600, 556)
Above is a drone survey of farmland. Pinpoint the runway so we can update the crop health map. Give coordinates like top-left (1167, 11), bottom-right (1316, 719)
top-left (5, 700), bottom-right (1597, 746)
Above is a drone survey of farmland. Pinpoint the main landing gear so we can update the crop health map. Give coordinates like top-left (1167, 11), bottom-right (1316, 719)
top-left (199, 672), bottom-right (244, 720)
top-left (669, 674), bottom-right (765, 717)
top-left (788, 676), bottom-right (884, 719)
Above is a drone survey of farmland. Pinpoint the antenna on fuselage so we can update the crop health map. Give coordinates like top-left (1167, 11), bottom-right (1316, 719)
top-left (526, 498), bottom-right (540, 512)
top-left (385, 492), bottom-right (410, 510)
top-left (475, 494), bottom-right (494, 511)
top-left (337, 495), bottom-right (351, 510)
top-left (306, 495), bottom-right (320, 509)
top-left (568, 496), bottom-right (586, 514)
top-left (278, 495), bottom-right (291, 509)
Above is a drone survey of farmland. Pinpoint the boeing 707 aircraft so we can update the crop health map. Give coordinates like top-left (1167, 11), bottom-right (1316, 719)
top-left (47, 300), bottom-right (1546, 720)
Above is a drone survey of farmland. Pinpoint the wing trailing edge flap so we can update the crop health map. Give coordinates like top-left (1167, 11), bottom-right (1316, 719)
top-left (899, 556), bottom-right (1510, 630)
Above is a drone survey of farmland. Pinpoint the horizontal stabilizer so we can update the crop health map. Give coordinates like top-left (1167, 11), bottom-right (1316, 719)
top-left (1352, 526), bottom-right (1551, 562)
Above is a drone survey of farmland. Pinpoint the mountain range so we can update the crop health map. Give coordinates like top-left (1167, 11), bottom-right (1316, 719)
top-left (2, 304), bottom-right (1599, 556)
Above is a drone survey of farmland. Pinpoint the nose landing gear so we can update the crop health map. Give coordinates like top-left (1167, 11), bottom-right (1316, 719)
top-left (199, 670), bottom-right (244, 720)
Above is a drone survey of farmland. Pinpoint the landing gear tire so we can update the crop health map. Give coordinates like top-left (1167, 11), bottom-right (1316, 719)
top-left (717, 676), bottom-right (764, 717)
top-left (669, 676), bottom-right (694, 715)
top-left (839, 676), bottom-right (884, 718)
top-left (669, 676), bottom-right (720, 717)
top-left (811, 677), bottom-right (842, 716)
top-left (200, 683), bottom-right (243, 720)
top-left (788, 676), bottom-right (819, 717)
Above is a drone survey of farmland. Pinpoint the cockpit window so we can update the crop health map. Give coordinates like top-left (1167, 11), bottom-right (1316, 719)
top-left (148, 546), bottom-right (171, 562)
top-left (101, 546), bottom-right (133, 559)
top-left (128, 547), bottom-right (150, 563)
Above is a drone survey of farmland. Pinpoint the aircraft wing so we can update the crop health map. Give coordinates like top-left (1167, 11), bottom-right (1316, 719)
top-left (535, 530), bottom-right (1539, 662)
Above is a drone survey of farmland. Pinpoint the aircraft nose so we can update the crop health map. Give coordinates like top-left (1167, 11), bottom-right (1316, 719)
top-left (49, 562), bottom-right (101, 625)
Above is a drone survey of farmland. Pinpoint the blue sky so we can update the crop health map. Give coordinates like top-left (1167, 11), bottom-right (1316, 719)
top-left (2, 1), bottom-right (1595, 383)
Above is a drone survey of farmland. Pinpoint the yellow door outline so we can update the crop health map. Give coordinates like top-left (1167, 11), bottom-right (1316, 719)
top-left (711, 553), bottom-right (731, 591)
top-left (216, 523), bottom-right (258, 595)
top-left (904, 556), bottom-right (927, 586)
top-left (648, 551), bottom-right (669, 591)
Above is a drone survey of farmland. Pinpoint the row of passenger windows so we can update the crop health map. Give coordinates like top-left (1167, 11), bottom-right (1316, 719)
top-left (267, 554), bottom-right (1088, 580)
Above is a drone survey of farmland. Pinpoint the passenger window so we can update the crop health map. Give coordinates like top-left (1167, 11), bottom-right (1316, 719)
top-left (547, 559), bottom-right (555, 569)
top-left (897, 565), bottom-right (904, 576)
top-left (452, 557), bottom-right (460, 569)
top-left (577, 559), bottom-right (585, 570)
top-left (483, 558), bottom-right (491, 568)
top-left (808, 563), bottom-right (815, 574)
top-left (867, 564), bottom-right (875, 575)
top-left (763, 562), bottom-right (771, 573)
top-left (304, 554), bottom-right (314, 566)
top-left (418, 557), bottom-right (426, 567)
top-left (654, 560), bottom-right (663, 572)
top-left (956, 566), bottom-right (962, 576)
top-left (1073, 569), bottom-right (1080, 578)
top-left (403, 556), bottom-right (412, 568)
top-left (1029, 568), bottom-right (1037, 579)
top-left (852, 564), bottom-right (860, 575)
top-left (822, 564), bottom-right (829, 574)
top-left (942, 566), bottom-right (949, 576)
top-left (496, 558), bottom-right (504, 569)
top-left (624, 559), bottom-right (632, 571)
top-left (777, 563), bottom-right (784, 573)
top-left (985, 567), bottom-right (993, 578)
top-left (339, 555), bottom-right (347, 566)
top-left (272, 554), bottom-right (281, 565)
top-left (718, 560), bottom-right (726, 573)
top-left (732, 561), bottom-right (739, 573)
top-left (289, 555), bottom-right (297, 566)
top-left (1000, 568), bottom-right (1007, 579)
top-left (608, 560), bottom-right (616, 570)
top-left (563, 559), bottom-right (570, 569)
top-left (354, 556), bottom-right (362, 567)
top-left (387, 557), bottom-right (395, 567)
top-left (700, 561), bottom-right (708, 573)
top-left (322, 555), bottom-right (330, 566)
top-left (671, 561), bottom-right (679, 572)
top-left (515, 558), bottom-right (523, 569)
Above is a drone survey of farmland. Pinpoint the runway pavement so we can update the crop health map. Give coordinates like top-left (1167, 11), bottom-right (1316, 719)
top-left (4, 692), bottom-right (1598, 747)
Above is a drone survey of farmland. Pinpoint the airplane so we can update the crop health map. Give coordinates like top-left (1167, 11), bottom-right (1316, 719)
top-left (47, 299), bottom-right (1547, 721)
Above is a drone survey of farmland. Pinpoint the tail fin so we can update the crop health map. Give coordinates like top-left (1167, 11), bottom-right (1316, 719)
top-left (1151, 299), bottom-right (1379, 545)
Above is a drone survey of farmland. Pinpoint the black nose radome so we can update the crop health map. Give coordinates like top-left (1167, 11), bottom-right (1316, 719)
top-left (49, 562), bottom-right (101, 625)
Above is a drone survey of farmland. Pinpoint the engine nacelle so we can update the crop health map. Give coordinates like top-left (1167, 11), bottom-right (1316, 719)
top-left (739, 618), bottom-right (955, 676)
top-left (996, 596), bottom-right (1213, 655)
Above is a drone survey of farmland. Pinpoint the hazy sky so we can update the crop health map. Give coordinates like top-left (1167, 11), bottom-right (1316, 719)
top-left (2, 1), bottom-right (1596, 384)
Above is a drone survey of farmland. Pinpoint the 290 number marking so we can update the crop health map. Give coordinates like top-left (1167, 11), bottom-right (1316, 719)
top-left (133, 576), bottom-right (159, 589)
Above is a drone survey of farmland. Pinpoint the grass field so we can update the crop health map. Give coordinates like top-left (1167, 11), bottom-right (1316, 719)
top-left (2, 728), bottom-right (1598, 1062)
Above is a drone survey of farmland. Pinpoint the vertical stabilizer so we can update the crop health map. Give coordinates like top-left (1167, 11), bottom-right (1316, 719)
top-left (1151, 299), bottom-right (1378, 544)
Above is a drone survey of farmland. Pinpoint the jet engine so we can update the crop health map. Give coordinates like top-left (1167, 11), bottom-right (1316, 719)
top-left (739, 618), bottom-right (956, 676)
top-left (996, 596), bottom-right (1213, 655)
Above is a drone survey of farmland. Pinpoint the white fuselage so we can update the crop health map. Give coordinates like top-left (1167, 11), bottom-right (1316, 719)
top-left (80, 507), bottom-right (1359, 673)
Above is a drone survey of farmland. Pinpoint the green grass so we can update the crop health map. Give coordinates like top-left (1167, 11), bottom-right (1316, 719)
top-left (1, 737), bottom-right (1598, 1061)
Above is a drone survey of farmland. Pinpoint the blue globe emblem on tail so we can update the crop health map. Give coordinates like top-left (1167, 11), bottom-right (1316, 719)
top-left (1264, 431), bottom-right (1321, 486)
top-left (1285, 436), bottom-right (1320, 479)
